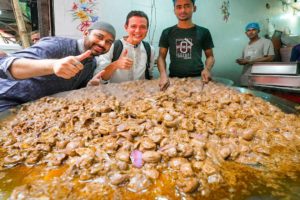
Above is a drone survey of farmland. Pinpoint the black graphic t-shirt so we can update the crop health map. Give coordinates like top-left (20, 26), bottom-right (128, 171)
top-left (159, 25), bottom-right (214, 77)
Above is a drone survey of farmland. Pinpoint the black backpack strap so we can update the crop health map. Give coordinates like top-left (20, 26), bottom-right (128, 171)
top-left (142, 41), bottom-right (151, 80)
top-left (112, 39), bottom-right (123, 62)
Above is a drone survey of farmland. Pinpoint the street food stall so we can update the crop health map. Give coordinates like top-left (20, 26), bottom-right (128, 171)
top-left (1, 0), bottom-right (300, 199)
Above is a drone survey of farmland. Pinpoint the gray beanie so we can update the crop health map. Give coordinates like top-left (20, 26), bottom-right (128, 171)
top-left (88, 21), bottom-right (116, 39)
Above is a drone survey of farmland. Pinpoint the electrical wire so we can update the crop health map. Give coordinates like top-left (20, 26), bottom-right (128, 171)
top-left (148, 0), bottom-right (157, 45)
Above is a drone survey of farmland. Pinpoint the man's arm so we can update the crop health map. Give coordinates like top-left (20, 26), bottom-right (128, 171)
top-left (88, 49), bottom-right (133, 85)
top-left (9, 51), bottom-right (91, 80)
top-left (236, 55), bottom-right (274, 65)
top-left (290, 45), bottom-right (300, 62)
top-left (157, 47), bottom-right (170, 91)
top-left (201, 48), bottom-right (215, 83)
top-left (100, 49), bottom-right (133, 80)
top-left (250, 55), bottom-right (274, 63)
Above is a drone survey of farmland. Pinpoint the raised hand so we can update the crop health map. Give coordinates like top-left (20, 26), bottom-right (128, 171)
top-left (115, 49), bottom-right (133, 70)
top-left (201, 68), bottom-right (211, 83)
top-left (53, 50), bottom-right (92, 79)
top-left (159, 74), bottom-right (170, 91)
top-left (87, 70), bottom-right (106, 86)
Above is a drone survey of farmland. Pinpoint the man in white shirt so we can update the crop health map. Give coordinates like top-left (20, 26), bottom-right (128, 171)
top-left (236, 22), bottom-right (274, 86)
top-left (88, 10), bottom-right (155, 85)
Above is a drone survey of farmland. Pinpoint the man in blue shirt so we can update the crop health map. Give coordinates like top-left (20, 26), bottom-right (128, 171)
top-left (290, 44), bottom-right (300, 62)
top-left (0, 21), bottom-right (116, 112)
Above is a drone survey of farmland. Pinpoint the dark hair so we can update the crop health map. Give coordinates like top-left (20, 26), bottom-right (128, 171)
top-left (126, 10), bottom-right (149, 28)
top-left (31, 30), bottom-right (40, 35)
top-left (173, 0), bottom-right (195, 5)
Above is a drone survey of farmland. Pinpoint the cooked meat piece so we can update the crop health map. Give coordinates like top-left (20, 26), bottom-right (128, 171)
top-left (169, 157), bottom-right (189, 170)
top-left (127, 173), bottom-right (151, 192)
top-left (90, 163), bottom-right (104, 175)
top-left (142, 151), bottom-right (161, 163)
top-left (219, 146), bottom-right (231, 160)
top-left (80, 169), bottom-right (92, 181)
top-left (202, 160), bottom-right (217, 175)
top-left (180, 118), bottom-right (195, 131)
top-left (143, 168), bottom-right (160, 179)
top-left (193, 147), bottom-right (206, 161)
top-left (242, 129), bottom-right (255, 141)
top-left (163, 113), bottom-right (174, 121)
top-left (65, 140), bottom-right (84, 156)
top-left (180, 162), bottom-right (194, 177)
top-left (115, 150), bottom-right (130, 163)
top-left (163, 118), bottom-right (180, 128)
top-left (147, 133), bottom-right (163, 144)
top-left (116, 161), bottom-right (128, 170)
top-left (139, 138), bottom-right (156, 151)
top-left (176, 177), bottom-right (200, 193)
top-left (4, 154), bottom-right (24, 166)
top-left (55, 140), bottom-right (68, 149)
top-left (160, 144), bottom-right (178, 158)
top-left (109, 173), bottom-right (129, 185)
top-left (25, 151), bottom-right (42, 165)
top-left (46, 153), bottom-right (67, 166)
top-left (177, 143), bottom-right (194, 158)
top-left (117, 124), bottom-right (129, 132)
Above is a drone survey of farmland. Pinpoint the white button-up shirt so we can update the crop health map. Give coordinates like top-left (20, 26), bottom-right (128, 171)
top-left (95, 37), bottom-right (155, 83)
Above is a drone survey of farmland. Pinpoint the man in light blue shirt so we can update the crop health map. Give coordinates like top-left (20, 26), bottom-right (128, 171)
top-left (0, 21), bottom-right (115, 112)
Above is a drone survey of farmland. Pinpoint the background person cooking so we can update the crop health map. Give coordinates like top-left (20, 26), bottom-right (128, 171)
top-left (236, 22), bottom-right (274, 86)
top-left (0, 21), bottom-right (116, 112)
top-left (157, 0), bottom-right (215, 91)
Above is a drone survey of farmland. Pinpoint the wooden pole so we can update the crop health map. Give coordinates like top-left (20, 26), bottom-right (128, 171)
top-left (11, 0), bottom-right (30, 48)
top-left (37, 0), bottom-right (52, 37)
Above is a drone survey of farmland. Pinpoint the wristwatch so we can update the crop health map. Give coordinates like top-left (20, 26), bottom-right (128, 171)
top-left (99, 76), bottom-right (109, 84)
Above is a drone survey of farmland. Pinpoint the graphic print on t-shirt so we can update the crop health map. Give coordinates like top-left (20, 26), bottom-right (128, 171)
top-left (176, 38), bottom-right (193, 59)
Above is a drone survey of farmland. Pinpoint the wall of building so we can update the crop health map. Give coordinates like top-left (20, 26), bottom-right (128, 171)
top-left (54, 0), bottom-right (300, 85)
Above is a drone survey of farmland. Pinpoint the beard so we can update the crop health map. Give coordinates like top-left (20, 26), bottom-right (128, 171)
top-left (177, 14), bottom-right (192, 21)
top-left (83, 37), bottom-right (107, 56)
top-left (178, 17), bottom-right (190, 21)
top-left (84, 43), bottom-right (106, 56)
top-left (91, 45), bottom-right (106, 56)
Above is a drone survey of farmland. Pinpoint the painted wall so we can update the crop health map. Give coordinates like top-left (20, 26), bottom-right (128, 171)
top-left (54, 0), bottom-right (300, 85)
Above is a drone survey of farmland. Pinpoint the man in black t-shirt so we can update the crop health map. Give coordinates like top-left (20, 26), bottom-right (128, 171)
top-left (157, 0), bottom-right (215, 90)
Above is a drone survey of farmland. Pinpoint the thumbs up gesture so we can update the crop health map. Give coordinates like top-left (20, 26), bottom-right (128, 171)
top-left (52, 50), bottom-right (92, 79)
top-left (115, 49), bottom-right (133, 70)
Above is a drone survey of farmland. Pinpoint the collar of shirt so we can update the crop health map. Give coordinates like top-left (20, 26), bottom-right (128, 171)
top-left (121, 37), bottom-right (140, 48)
top-left (77, 39), bottom-right (85, 54)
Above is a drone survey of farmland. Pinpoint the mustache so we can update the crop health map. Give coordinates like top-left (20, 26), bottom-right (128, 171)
top-left (96, 45), bottom-right (105, 50)
top-left (91, 45), bottom-right (107, 56)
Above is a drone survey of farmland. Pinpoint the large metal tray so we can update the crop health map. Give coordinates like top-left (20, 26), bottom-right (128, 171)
top-left (232, 87), bottom-right (299, 114)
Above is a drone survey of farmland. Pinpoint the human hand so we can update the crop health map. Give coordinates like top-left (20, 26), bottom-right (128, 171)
top-left (236, 58), bottom-right (249, 65)
top-left (52, 50), bottom-right (92, 79)
top-left (159, 75), bottom-right (170, 91)
top-left (115, 49), bottom-right (133, 70)
top-left (87, 70), bottom-right (106, 86)
top-left (201, 68), bottom-right (211, 83)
